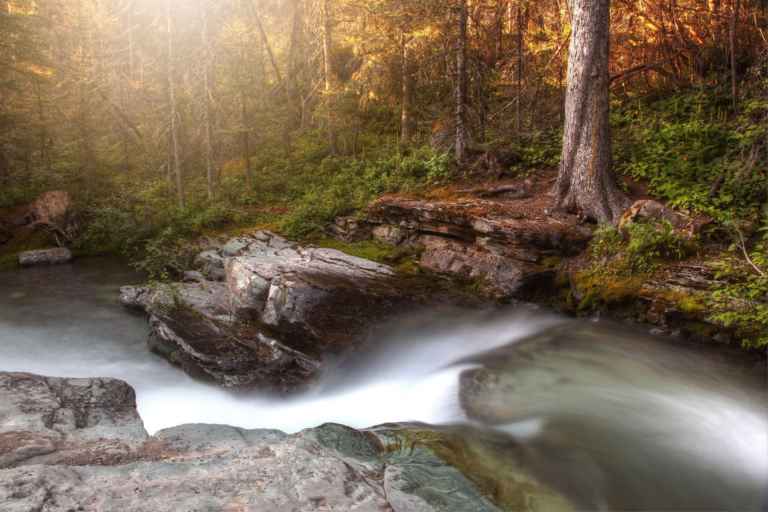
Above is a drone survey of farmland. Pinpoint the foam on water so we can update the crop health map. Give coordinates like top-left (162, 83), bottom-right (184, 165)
top-left (1, 260), bottom-right (766, 509)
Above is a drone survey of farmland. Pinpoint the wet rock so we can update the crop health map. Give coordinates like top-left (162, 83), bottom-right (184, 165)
top-left (18, 248), bottom-right (72, 267)
top-left (122, 231), bottom-right (428, 390)
top-left (121, 280), bottom-right (317, 389)
top-left (0, 372), bottom-right (573, 512)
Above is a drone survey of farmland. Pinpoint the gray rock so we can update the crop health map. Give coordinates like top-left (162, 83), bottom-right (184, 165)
top-left (329, 216), bottom-right (373, 242)
top-left (193, 249), bottom-right (226, 280)
top-left (121, 232), bottom-right (424, 390)
top-left (18, 248), bottom-right (72, 267)
top-left (181, 270), bottom-right (206, 283)
top-left (0, 372), bottom-right (573, 512)
top-left (0, 373), bottom-right (147, 469)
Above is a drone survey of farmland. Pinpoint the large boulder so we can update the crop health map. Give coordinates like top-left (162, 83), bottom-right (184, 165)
top-left (0, 373), bottom-right (147, 469)
top-left (0, 372), bottom-right (572, 512)
top-left (122, 231), bottom-right (439, 390)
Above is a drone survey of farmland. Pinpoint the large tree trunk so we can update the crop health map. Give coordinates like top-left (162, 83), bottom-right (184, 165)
top-left (166, 0), bottom-right (184, 209)
top-left (554, 0), bottom-right (628, 224)
top-left (455, 0), bottom-right (469, 163)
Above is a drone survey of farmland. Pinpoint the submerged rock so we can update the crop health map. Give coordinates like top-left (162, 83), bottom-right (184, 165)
top-left (18, 248), bottom-right (73, 267)
top-left (0, 372), bottom-right (573, 512)
top-left (122, 231), bottom-right (439, 390)
top-left (457, 323), bottom-right (768, 511)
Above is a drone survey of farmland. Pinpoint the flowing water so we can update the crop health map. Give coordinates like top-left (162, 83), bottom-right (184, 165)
top-left (1, 260), bottom-right (766, 510)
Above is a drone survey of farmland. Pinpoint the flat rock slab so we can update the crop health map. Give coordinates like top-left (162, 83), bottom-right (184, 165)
top-left (0, 372), bottom-right (573, 512)
top-left (363, 192), bottom-right (593, 298)
top-left (18, 248), bottom-right (72, 267)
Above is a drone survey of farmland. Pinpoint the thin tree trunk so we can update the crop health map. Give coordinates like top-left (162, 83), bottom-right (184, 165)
top-left (455, 0), bottom-right (469, 163)
top-left (200, 0), bottom-right (215, 201)
top-left (322, 0), bottom-right (338, 153)
top-left (127, 0), bottom-right (135, 80)
top-left (286, 0), bottom-right (304, 134)
top-left (554, 0), bottom-right (628, 224)
top-left (240, 89), bottom-right (252, 184)
top-left (248, 0), bottom-right (284, 86)
top-left (166, 0), bottom-right (184, 209)
top-left (400, 30), bottom-right (414, 146)
top-left (730, 0), bottom-right (741, 109)
top-left (34, 80), bottom-right (49, 170)
top-left (516, 1), bottom-right (525, 134)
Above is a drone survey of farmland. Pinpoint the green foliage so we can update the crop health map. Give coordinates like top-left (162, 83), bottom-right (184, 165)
top-left (591, 225), bottom-right (624, 259)
top-left (76, 181), bottom-right (247, 279)
top-left (614, 88), bottom-right (767, 221)
top-left (624, 221), bottom-right (689, 273)
top-left (509, 130), bottom-right (563, 170)
top-left (589, 221), bottom-right (690, 274)
top-left (276, 146), bottom-right (452, 239)
top-left (709, 234), bottom-right (768, 349)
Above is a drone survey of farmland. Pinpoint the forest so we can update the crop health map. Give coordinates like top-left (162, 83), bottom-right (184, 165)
top-left (1, 0), bottom-right (767, 348)
top-left (2, 2), bottom-right (768, 509)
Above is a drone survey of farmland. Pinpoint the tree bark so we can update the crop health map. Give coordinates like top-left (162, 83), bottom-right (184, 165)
top-left (200, 0), bottom-right (216, 201)
top-left (166, 0), bottom-right (184, 208)
top-left (730, 0), bottom-right (741, 109)
top-left (554, 0), bottom-right (628, 224)
top-left (400, 30), bottom-right (414, 146)
top-left (516, 1), bottom-right (525, 134)
top-left (455, 0), bottom-right (469, 163)
top-left (322, 0), bottom-right (338, 153)
top-left (240, 89), bottom-right (252, 185)
top-left (248, 0), bottom-right (284, 87)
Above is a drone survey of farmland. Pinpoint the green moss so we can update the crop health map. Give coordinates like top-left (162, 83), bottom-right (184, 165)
top-left (572, 269), bottom-right (645, 311)
top-left (667, 292), bottom-right (707, 315)
top-left (312, 237), bottom-right (426, 277)
top-left (540, 255), bottom-right (563, 269)
top-left (313, 238), bottom-right (399, 263)
top-left (381, 427), bottom-right (573, 512)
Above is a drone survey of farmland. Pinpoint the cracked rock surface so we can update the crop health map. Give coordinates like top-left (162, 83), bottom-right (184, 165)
top-left (0, 372), bottom-right (573, 512)
top-left (121, 231), bottom-right (453, 391)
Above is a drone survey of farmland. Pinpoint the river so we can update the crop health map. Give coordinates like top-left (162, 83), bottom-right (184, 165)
top-left (1, 260), bottom-right (766, 510)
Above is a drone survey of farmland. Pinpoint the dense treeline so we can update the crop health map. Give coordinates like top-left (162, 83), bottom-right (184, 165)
top-left (2, 0), bottom-right (765, 209)
top-left (2, 1), bottom-right (768, 349)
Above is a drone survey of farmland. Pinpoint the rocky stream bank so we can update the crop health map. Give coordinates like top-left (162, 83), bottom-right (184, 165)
top-left (0, 372), bottom-right (572, 512)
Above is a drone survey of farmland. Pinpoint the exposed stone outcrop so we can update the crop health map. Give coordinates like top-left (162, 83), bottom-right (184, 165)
top-left (0, 372), bottom-right (573, 512)
top-left (0, 373), bottom-right (147, 469)
top-left (332, 175), bottom-right (743, 346)
top-left (565, 255), bottom-right (743, 342)
top-left (122, 231), bottom-right (442, 390)
top-left (352, 181), bottom-right (593, 298)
